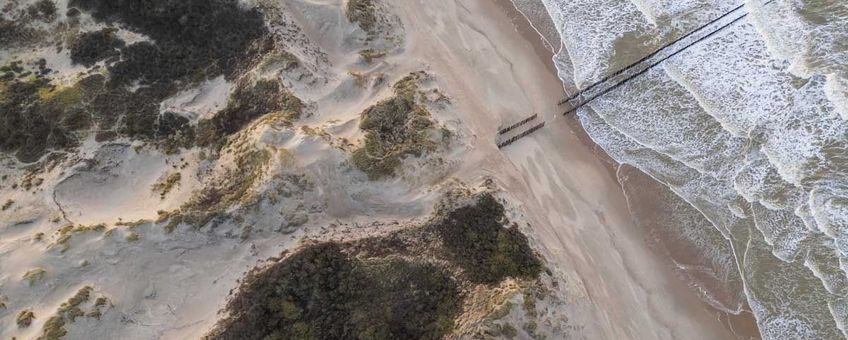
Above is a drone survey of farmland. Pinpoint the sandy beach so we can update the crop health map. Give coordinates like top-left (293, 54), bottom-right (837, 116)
top-left (406, 0), bottom-right (744, 337)
top-left (0, 0), bottom-right (761, 338)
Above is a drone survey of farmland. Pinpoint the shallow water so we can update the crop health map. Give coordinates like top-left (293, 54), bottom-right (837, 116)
top-left (519, 0), bottom-right (848, 338)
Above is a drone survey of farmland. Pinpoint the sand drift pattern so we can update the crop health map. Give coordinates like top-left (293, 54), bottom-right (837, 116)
top-left (526, 0), bottom-right (848, 337)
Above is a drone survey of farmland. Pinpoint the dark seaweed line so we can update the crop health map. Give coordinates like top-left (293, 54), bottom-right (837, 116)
top-left (498, 113), bottom-right (538, 135)
top-left (562, 1), bottom-right (770, 116)
top-left (557, 2), bottom-right (750, 106)
top-left (497, 122), bottom-right (546, 148)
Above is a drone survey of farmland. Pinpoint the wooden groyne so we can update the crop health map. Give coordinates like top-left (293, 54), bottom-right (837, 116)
top-left (501, 1), bottom-right (777, 149)
top-left (497, 122), bottom-right (545, 149)
top-left (558, 1), bottom-right (772, 115)
top-left (498, 113), bottom-right (538, 135)
top-left (496, 114), bottom-right (545, 148)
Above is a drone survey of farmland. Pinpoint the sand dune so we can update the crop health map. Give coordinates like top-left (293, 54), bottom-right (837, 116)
top-left (0, 0), bottom-right (741, 338)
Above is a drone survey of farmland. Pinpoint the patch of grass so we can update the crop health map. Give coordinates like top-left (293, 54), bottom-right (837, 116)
top-left (349, 71), bottom-right (367, 88)
top-left (258, 50), bottom-right (299, 72)
top-left (115, 219), bottom-right (151, 228)
top-left (0, 78), bottom-right (79, 162)
top-left (87, 296), bottom-right (110, 319)
top-left (167, 147), bottom-right (272, 228)
top-left (523, 320), bottom-right (538, 337)
top-left (346, 0), bottom-right (377, 33)
top-left (53, 224), bottom-right (107, 252)
top-left (60, 286), bottom-right (92, 313)
top-left (359, 49), bottom-right (386, 63)
top-left (23, 268), bottom-right (46, 286)
top-left (206, 242), bottom-right (462, 340)
top-left (70, 0), bottom-right (268, 85)
top-left (156, 210), bottom-right (182, 233)
top-left (17, 309), bottom-right (35, 328)
top-left (433, 194), bottom-right (542, 284)
top-left (197, 79), bottom-right (304, 147)
top-left (39, 286), bottom-right (94, 340)
top-left (350, 73), bottom-right (441, 179)
top-left (349, 259), bottom-right (461, 338)
top-left (152, 172), bottom-right (181, 199)
top-left (21, 173), bottom-right (45, 190)
top-left (522, 290), bottom-right (538, 318)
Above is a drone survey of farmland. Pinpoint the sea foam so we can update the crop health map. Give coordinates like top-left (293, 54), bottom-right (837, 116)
top-left (526, 0), bottom-right (848, 337)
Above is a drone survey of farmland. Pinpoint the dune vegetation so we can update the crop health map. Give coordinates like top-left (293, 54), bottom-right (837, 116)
top-left (207, 192), bottom-right (543, 339)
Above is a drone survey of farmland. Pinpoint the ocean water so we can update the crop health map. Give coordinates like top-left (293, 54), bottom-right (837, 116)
top-left (522, 0), bottom-right (848, 338)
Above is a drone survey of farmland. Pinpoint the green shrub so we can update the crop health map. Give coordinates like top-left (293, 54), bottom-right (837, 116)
top-left (351, 74), bottom-right (439, 179)
top-left (169, 147), bottom-right (271, 228)
top-left (207, 243), bottom-right (461, 340)
top-left (27, 0), bottom-right (57, 22)
top-left (198, 79), bottom-right (304, 147)
top-left (433, 194), bottom-right (542, 284)
top-left (69, 29), bottom-right (125, 67)
top-left (346, 0), bottom-right (377, 32)
top-left (17, 309), bottom-right (35, 328)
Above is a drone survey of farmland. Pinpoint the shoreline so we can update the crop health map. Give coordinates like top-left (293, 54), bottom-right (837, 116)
top-left (489, 0), bottom-right (560, 78)
top-left (0, 0), bottom-right (764, 338)
top-left (485, 0), bottom-right (761, 338)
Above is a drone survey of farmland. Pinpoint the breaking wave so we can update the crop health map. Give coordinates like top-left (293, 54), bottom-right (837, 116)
top-left (524, 0), bottom-right (848, 337)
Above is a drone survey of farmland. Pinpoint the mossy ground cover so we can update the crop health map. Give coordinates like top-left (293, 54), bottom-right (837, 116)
top-left (351, 73), bottom-right (442, 179)
top-left (208, 192), bottom-right (543, 339)
top-left (0, 0), bottom-right (302, 162)
top-left (0, 76), bottom-right (99, 162)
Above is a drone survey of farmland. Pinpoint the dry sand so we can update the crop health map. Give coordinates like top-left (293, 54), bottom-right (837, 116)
top-left (0, 0), bottom-right (747, 338)
top-left (400, 0), bottom-right (744, 338)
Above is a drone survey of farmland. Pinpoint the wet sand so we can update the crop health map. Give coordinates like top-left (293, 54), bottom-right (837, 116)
top-left (477, 0), bottom-right (760, 338)
top-left (0, 0), bottom-right (759, 338)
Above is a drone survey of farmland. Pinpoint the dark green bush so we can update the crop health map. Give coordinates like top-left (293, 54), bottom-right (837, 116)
top-left (434, 194), bottom-right (542, 284)
top-left (70, 29), bottom-right (125, 67)
top-left (27, 0), bottom-right (57, 22)
top-left (70, 0), bottom-right (268, 85)
top-left (0, 78), bottom-right (93, 162)
top-left (65, 0), bottom-right (273, 141)
top-left (207, 243), bottom-right (461, 340)
top-left (192, 78), bottom-right (303, 147)
top-left (351, 75), bottom-right (438, 179)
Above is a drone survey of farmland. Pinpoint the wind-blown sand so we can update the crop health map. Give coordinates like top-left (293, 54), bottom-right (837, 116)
top-left (0, 0), bottom-right (743, 338)
top-left (401, 0), bottom-right (739, 337)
